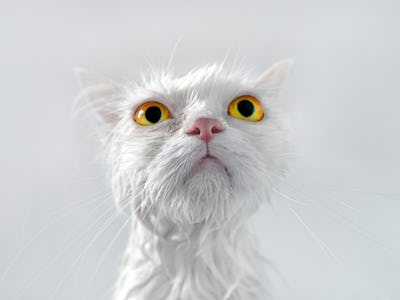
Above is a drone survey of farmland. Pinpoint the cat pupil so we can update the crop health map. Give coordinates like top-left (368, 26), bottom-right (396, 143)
top-left (145, 106), bottom-right (162, 123)
top-left (238, 100), bottom-right (254, 117)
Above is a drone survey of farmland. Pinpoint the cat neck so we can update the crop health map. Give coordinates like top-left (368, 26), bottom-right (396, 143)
top-left (114, 214), bottom-right (267, 300)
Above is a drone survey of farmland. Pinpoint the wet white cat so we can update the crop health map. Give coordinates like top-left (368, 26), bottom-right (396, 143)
top-left (77, 59), bottom-right (292, 300)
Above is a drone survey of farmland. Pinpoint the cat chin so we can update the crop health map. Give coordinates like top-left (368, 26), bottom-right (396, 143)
top-left (147, 163), bottom-right (234, 225)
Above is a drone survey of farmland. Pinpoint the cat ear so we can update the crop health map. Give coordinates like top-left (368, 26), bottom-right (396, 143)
top-left (255, 58), bottom-right (294, 93)
top-left (75, 68), bottom-right (125, 125)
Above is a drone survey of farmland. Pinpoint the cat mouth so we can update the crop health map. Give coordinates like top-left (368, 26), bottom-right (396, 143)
top-left (199, 154), bottom-right (219, 164)
top-left (182, 154), bottom-right (232, 186)
top-left (196, 155), bottom-right (230, 176)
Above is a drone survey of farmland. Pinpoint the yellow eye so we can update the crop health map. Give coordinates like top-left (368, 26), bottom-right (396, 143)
top-left (227, 95), bottom-right (264, 121)
top-left (133, 101), bottom-right (172, 126)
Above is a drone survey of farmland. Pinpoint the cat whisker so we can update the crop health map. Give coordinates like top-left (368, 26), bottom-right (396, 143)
top-left (81, 217), bottom-right (130, 300)
top-left (15, 199), bottom-right (116, 300)
top-left (286, 175), bottom-right (366, 215)
top-left (286, 204), bottom-right (345, 267)
top-left (274, 189), bottom-right (310, 206)
top-left (281, 179), bottom-right (395, 253)
top-left (48, 201), bottom-right (131, 300)
top-left (274, 172), bottom-right (366, 215)
top-left (289, 166), bottom-right (400, 197)
top-left (47, 188), bottom-right (112, 219)
top-left (0, 189), bottom-right (110, 288)
top-left (272, 166), bottom-right (397, 255)
top-left (317, 199), bottom-right (394, 253)
top-left (48, 174), bottom-right (106, 195)
top-left (167, 36), bottom-right (184, 72)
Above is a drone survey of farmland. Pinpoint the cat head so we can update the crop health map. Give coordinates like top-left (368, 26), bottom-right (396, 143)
top-left (76, 60), bottom-right (292, 227)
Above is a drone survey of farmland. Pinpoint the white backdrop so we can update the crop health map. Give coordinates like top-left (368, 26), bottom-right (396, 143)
top-left (1, 0), bottom-right (399, 299)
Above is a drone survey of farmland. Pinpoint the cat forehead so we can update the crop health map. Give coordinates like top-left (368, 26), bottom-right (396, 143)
top-left (138, 65), bottom-right (253, 101)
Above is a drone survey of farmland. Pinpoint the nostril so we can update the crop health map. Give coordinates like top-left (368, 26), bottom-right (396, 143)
top-left (187, 126), bottom-right (201, 135)
top-left (211, 126), bottom-right (222, 134)
top-left (193, 127), bottom-right (200, 135)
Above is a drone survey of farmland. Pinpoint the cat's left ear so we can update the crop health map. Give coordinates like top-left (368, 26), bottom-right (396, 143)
top-left (255, 58), bottom-right (294, 93)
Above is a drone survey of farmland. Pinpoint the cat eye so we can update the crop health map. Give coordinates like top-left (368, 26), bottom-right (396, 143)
top-left (133, 101), bottom-right (172, 126)
top-left (227, 95), bottom-right (264, 121)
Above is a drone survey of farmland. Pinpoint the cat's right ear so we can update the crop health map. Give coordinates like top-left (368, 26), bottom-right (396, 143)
top-left (254, 59), bottom-right (294, 96)
top-left (75, 68), bottom-right (125, 125)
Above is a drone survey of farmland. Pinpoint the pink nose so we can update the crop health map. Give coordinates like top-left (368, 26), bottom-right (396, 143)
top-left (186, 118), bottom-right (223, 141)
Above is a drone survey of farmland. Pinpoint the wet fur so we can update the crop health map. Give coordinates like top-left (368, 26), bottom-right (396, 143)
top-left (76, 59), bottom-right (292, 300)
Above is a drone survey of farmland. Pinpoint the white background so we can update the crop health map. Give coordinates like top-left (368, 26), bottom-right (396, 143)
top-left (1, 0), bottom-right (399, 299)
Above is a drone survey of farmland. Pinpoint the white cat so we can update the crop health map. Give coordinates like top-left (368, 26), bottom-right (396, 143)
top-left (77, 59), bottom-right (292, 300)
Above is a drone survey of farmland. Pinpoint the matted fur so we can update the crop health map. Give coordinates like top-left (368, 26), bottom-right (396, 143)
top-left (76, 59), bottom-right (292, 300)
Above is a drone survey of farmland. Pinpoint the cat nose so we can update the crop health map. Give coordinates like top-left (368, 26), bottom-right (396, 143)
top-left (186, 118), bottom-right (224, 141)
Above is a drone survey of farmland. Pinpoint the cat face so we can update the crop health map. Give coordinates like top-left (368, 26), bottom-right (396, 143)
top-left (77, 60), bottom-right (292, 226)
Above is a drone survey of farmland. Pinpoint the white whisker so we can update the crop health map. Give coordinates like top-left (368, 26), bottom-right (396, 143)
top-left (286, 204), bottom-right (345, 267)
top-left (48, 201), bottom-right (130, 300)
top-left (15, 200), bottom-right (115, 300)
top-left (1, 191), bottom-right (110, 288)
top-left (81, 217), bottom-right (131, 300)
